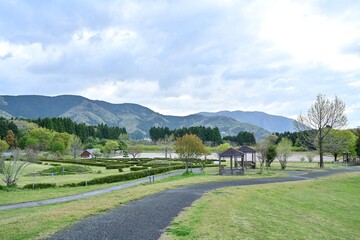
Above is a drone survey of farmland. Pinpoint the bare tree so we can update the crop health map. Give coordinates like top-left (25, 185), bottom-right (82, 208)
top-left (295, 94), bottom-right (347, 168)
top-left (70, 135), bottom-right (83, 159)
top-left (0, 149), bottom-right (35, 187)
top-left (127, 144), bottom-right (143, 159)
top-left (160, 134), bottom-right (174, 159)
top-left (256, 141), bottom-right (267, 174)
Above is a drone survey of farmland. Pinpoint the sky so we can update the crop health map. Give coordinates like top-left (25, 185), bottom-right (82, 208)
top-left (0, 0), bottom-right (359, 128)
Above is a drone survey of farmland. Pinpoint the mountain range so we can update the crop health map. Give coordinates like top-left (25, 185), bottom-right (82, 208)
top-left (0, 95), bottom-right (295, 140)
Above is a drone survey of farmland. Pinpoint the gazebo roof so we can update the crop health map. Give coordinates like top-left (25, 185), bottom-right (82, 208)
top-left (238, 146), bottom-right (256, 153)
top-left (219, 147), bottom-right (244, 157)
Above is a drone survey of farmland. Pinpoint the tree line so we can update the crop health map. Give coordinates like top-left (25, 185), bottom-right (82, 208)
top-left (31, 117), bottom-right (127, 142)
top-left (149, 126), bottom-right (223, 145)
top-left (222, 131), bottom-right (256, 146)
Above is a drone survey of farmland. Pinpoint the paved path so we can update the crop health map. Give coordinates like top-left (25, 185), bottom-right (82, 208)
top-left (0, 169), bottom-right (202, 211)
top-left (47, 168), bottom-right (359, 240)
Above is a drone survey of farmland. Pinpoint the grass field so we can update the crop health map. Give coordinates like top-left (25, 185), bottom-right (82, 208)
top-left (0, 161), bottom-right (345, 205)
top-left (0, 168), bottom-right (358, 239)
top-left (0, 169), bottom-right (290, 240)
top-left (161, 172), bottom-right (360, 240)
top-left (0, 167), bottom-right (287, 205)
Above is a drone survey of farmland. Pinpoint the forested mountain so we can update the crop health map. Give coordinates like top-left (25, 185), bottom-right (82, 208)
top-left (0, 95), bottom-right (270, 140)
top-left (199, 110), bottom-right (296, 133)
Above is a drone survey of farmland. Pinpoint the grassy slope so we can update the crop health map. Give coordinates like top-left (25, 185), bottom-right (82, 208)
top-left (162, 172), bottom-right (360, 240)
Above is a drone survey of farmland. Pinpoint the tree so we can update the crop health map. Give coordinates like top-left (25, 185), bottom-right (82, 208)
top-left (354, 127), bottom-right (360, 157)
top-left (265, 135), bottom-right (278, 168)
top-left (236, 131), bottom-right (256, 146)
top-left (104, 140), bottom-right (119, 157)
top-left (0, 149), bottom-right (34, 187)
top-left (276, 138), bottom-right (292, 170)
top-left (296, 94), bottom-right (347, 168)
top-left (215, 142), bottom-right (232, 157)
top-left (127, 144), bottom-right (143, 159)
top-left (175, 134), bottom-right (206, 173)
top-left (0, 140), bottom-right (9, 154)
top-left (70, 135), bottom-right (83, 159)
top-left (28, 128), bottom-right (54, 151)
top-left (256, 135), bottom-right (278, 174)
top-left (51, 140), bottom-right (65, 157)
top-left (160, 134), bottom-right (174, 158)
top-left (4, 130), bottom-right (18, 148)
top-left (323, 129), bottom-right (356, 161)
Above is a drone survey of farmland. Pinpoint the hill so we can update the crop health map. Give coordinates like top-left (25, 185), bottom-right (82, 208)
top-left (0, 95), bottom-right (270, 140)
top-left (199, 110), bottom-right (296, 133)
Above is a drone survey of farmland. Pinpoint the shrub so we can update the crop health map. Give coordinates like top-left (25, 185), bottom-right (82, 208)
top-left (306, 153), bottom-right (315, 162)
top-left (23, 183), bottom-right (56, 189)
top-left (300, 156), bottom-right (305, 162)
top-left (130, 166), bottom-right (148, 171)
top-left (118, 168), bottom-right (123, 172)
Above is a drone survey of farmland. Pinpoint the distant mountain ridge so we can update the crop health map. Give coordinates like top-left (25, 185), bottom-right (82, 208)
top-left (0, 95), bottom-right (293, 140)
top-left (199, 110), bottom-right (296, 133)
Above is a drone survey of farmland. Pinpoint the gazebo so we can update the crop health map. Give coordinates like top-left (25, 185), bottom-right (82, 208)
top-left (237, 146), bottom-right (256, 169)
top-left (218, 148), bottom-right (245, 175)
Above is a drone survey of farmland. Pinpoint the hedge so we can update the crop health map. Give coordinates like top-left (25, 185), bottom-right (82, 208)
top-left (130, 166), bottom-right (148, 171)
top-left (106, 164), bottom-right (131, 169)
top-left (23, 183), bottom-right (57, 189)
top-left (63, 165), bottom-right (185, 187)
top-left (41, 159), bottom-right (106, 167)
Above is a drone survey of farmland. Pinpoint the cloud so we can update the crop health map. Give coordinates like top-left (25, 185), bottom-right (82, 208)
top-left (0, 0), bottom-right (359, 127)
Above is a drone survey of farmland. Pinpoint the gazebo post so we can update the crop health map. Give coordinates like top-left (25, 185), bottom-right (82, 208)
top-left (218, 156), bottom-right (221, 175)
top-left (230, 156), bottom-right (233, 175)
top-left (241, 155), bottom-right (244, 172)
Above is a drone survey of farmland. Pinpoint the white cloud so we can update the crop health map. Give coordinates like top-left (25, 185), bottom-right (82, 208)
top-left (80, 80), bottom-right (160, 104)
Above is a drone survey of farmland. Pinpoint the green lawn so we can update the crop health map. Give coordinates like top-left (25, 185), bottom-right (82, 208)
top-left (162, 172), bottom-right (360, 240)
top-left (0, 169), bottom-right (289, 240)
top-left (0, 167), bottom-right (286, 205)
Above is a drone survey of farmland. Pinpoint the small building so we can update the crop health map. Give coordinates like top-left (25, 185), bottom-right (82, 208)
top-left (218, 147), bottom-right (245, 175)
top-left (80, 149), bottom-right (99, 159)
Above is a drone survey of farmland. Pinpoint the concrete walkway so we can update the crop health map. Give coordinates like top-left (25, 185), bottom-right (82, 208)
top-left (0, 169), bottom-right (201, 211)
top-left (47, 168), bottom-right (359, 240)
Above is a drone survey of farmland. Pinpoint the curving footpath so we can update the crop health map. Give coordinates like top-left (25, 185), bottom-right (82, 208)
top-left (0, 169), bottom-right (200, 211)
top-left (46, 168), bottom-right (359, 240)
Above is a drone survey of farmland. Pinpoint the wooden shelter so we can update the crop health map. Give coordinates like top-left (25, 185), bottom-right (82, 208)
top-left (237, 146), bottom-right (256, 169)
top-left (218, 148), bottom-right (245, 175)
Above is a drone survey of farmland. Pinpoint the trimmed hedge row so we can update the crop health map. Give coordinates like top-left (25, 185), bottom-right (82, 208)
top-left (42, 159), bottom-right (106, 167)
top-left (129, 166), bottom-right (148, 171)
top-left (105, 164), bottom-right (131, 169)
top-left (63, 165), bottom-right (185, 187)
top-left (23, 183), bottom-right (56, 189)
